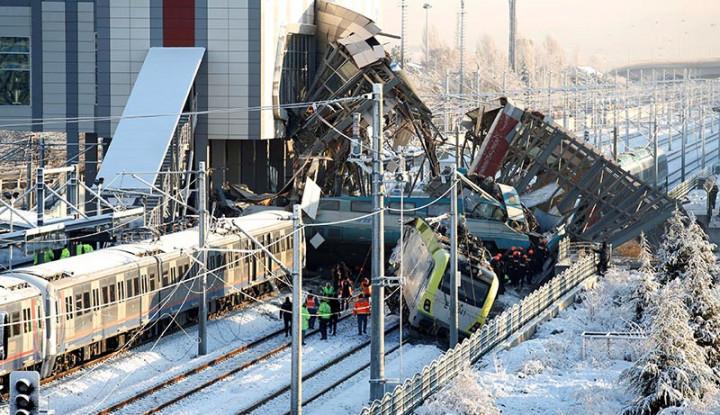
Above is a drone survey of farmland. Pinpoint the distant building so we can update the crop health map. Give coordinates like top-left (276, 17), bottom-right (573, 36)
top-left (0, 0), bottom-right (381, 192)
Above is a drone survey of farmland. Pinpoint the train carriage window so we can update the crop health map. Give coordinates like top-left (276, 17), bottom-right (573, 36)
top-left (149, 272), bottom-right (156, 292)
top-left (126, 280), bottom-right (133, 298)
top-left (83, 292), bottom-right (91, 313)
top-left (170, 267), bottom-right (176, 283)
top-left (65, 297), bottom-right (74, 320)
top-left (350, 201), bottom-right (373, 213)
top-left (37, 305), bottom-right (42, 329)
top-left (162, 270), bottom-right (169, 287)
top-left (102, 286), bottom-right (109, 306)
top-left (134, 278), bottom-right (140, 295)
top-left (318, 200), bottom-right (340, 211)
top-left (118, 282), bottom-right (125, 300)
top-left (141, 276), bottom-right (147, 294)
top-left (75, 294), bottom-right (83, 316)
top-left (10, 311), bottom-right (20, 337)
top-left (22, 308), bottom-right (31, 333)
top-left (109, 284), bottom-right (116, 303)
top-left (92, 289), bottom-right (100, 311)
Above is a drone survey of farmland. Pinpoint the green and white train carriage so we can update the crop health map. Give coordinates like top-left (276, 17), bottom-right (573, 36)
top-left (397, 218), bottom-right (499, 336)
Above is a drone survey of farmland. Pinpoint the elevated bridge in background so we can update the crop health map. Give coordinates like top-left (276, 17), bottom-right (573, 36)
top-left (614, 59), bottom-right (720, 80)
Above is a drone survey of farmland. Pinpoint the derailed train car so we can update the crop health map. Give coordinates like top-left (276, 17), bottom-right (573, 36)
top-left (0, 210), bottom-right (297, 388)
top-left (393, 218), bottom-right (499, 336)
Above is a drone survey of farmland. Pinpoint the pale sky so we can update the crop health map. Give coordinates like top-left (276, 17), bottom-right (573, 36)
top-left (381, 0), bottom-right (720, 69)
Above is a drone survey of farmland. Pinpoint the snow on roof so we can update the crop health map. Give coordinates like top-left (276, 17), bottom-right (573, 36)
top-left (10, 210), bottom-right (293, 281)
top-left (0, 275), bottom-right (40, 304)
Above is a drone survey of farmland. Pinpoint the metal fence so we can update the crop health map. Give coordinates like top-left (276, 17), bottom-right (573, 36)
top-left (360, 254), bottom-right (597, 415)
top-left (667, 166), bottom-right (713, 200)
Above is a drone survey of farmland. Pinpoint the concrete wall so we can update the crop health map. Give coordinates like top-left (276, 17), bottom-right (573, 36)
top-left (108, 0), bottom-right (151, 135)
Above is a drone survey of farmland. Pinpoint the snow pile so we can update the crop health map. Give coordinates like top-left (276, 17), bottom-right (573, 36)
top-left (415, 367), bottom-right (500, 415)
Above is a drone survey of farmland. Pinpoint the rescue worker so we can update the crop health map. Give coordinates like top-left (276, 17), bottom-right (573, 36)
top-left (280, 297), bottom-right (293, 337)
top-left (76, 243), bottom-right (94, 255)
top-left (60, 246), bottom-right (71, 259)
top-left (34, 247), bottom-right (55, 264)
top-left (306, 294), bottom-right (318, 330)
top-left (339, 276), bottom-right (354, 311)
top-left (509, 250), bottom-right (522, 287)
top-left (321, 282), bottom-right (336, 298)
top-left (329, 297), bottom-right (340, 336)
top-left (522, 254), bottom-right (532, 286)
top-left (711, 183), bottom-right (719, 213)
top-left (301, 304), bottom-right (309, 345)
top-left (490, 254), bottom-right (505, 294)
top-left (595, 241), bottom-right (610, 275)
top-left (360, 276), bottom-right (371, 297)
top-left (318, 298), bottom-right (331, 340)
top-left (353, 294), bottom-right (370, 335)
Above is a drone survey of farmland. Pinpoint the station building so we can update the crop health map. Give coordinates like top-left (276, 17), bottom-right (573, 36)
top-left (0, 0), bottom-right (381, 193)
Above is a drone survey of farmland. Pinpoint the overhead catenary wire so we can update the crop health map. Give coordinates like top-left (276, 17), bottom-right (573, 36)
top-left (0, 96), bottom-right (369, 129)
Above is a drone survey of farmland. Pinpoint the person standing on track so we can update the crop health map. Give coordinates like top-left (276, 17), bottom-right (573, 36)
top-left (306, 294), bottom-right (318, 329)
top-left (321, 281), bottom-right (336, 298)
top-left (339, 276), bottom-right (354, 311)
top-left (353, 294), bottom-right (370, 335)
top-left (360, 276), bottom-right (371, 297)
top-left (329, 296), bottom-right (340, 336)
top-left (301, 303), bottom-right (309, 345)
top-left (318, 298), bottom-right (331, 340)
top-left (280, 297), bottom-right (292, 337)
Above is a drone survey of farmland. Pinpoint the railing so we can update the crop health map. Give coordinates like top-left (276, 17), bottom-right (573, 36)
top-left (667, 166), bottom-right (713, 200)
top-left (360, 254), bottom-right (597, 415)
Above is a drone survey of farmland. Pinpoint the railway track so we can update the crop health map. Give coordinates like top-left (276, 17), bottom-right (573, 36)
top-left (37, 289), bottom-right (283, 390)
top-left (100, 313), bottom-right (355, 414)
top-left (240, 324), bottom-right (402, 415)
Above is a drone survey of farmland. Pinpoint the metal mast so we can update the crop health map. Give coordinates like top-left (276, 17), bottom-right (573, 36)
top-left (508, 0), bottom-right (517, 72)
top-left (459, 0), bottom-right (465, 97)
top-left (400, 0), bottom-right (407, 68)
top-left (423, 3), bottom-right (432, 66)
top-left (370, 83), bottom-right (386, 401)
top-left (198, 161), bottom-right (208, 356)
top-left (290, 204), bottom-right (303, 415)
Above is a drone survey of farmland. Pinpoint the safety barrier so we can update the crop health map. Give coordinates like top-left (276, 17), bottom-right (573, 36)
top-left (360, 254), bottom-right (597, 415)
top-left (667, 166), bottom-right (713, 200)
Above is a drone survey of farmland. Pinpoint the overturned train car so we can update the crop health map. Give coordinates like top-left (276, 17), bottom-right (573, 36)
top-left (393, 218), bottom-right (499, 336)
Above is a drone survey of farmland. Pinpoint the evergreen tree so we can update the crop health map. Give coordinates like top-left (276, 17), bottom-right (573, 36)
top-left (622, 282), bottom-right (715, 415)
top-left (655, 209), bottom-right (690, 284)
top-left (632, 232), bottom-right (659, 325)
top-left (681, 224), bottom-right (720, 379)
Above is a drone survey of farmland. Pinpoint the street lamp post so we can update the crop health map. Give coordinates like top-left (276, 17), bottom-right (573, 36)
top-left (423, 3), bottom-right (432, 66)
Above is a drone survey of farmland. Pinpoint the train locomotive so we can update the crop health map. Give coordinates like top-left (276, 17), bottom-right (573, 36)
top-left (0, 210), bottom-right (297, 389)
top-left (393, 218), bottom-right (499, 336)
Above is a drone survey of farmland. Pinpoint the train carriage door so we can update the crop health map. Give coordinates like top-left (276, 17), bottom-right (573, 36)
top-left (1, 312), bottom-right (7, 361)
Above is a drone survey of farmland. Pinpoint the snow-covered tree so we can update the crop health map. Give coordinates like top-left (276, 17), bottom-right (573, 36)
top-left (683, 251), bottom-right (720, 379)
top-left (654, 209), bottom-right (717, 285)
top-left (632, 233), bottom-right (660, 325)
top-left (622, 282), bottom-right (715, 415)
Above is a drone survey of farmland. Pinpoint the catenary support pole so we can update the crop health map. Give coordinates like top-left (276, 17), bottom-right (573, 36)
top-left (36, 167), bottom-right (44, 227)
top-left (198, 161), bottom-right (208, 356)
top-left (449, 166), bottom-right (459, 348)
top-left (291, 204), bottom-right (303, 415)
top-left (370, 83), bottom-right (386, 401)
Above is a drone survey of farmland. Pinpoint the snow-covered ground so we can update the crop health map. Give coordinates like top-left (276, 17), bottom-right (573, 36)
top-left (33, 298), bottom-right (285, 415)
top-left (418, 267), bottom-right (642, 415)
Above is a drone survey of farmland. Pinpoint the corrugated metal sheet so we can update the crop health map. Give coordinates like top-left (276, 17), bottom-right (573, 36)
top-left (97, 47), bottom-right (205, 191)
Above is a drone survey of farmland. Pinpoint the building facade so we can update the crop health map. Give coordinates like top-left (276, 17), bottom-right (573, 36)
top-left (0, 0), bottom-right (381, 192)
